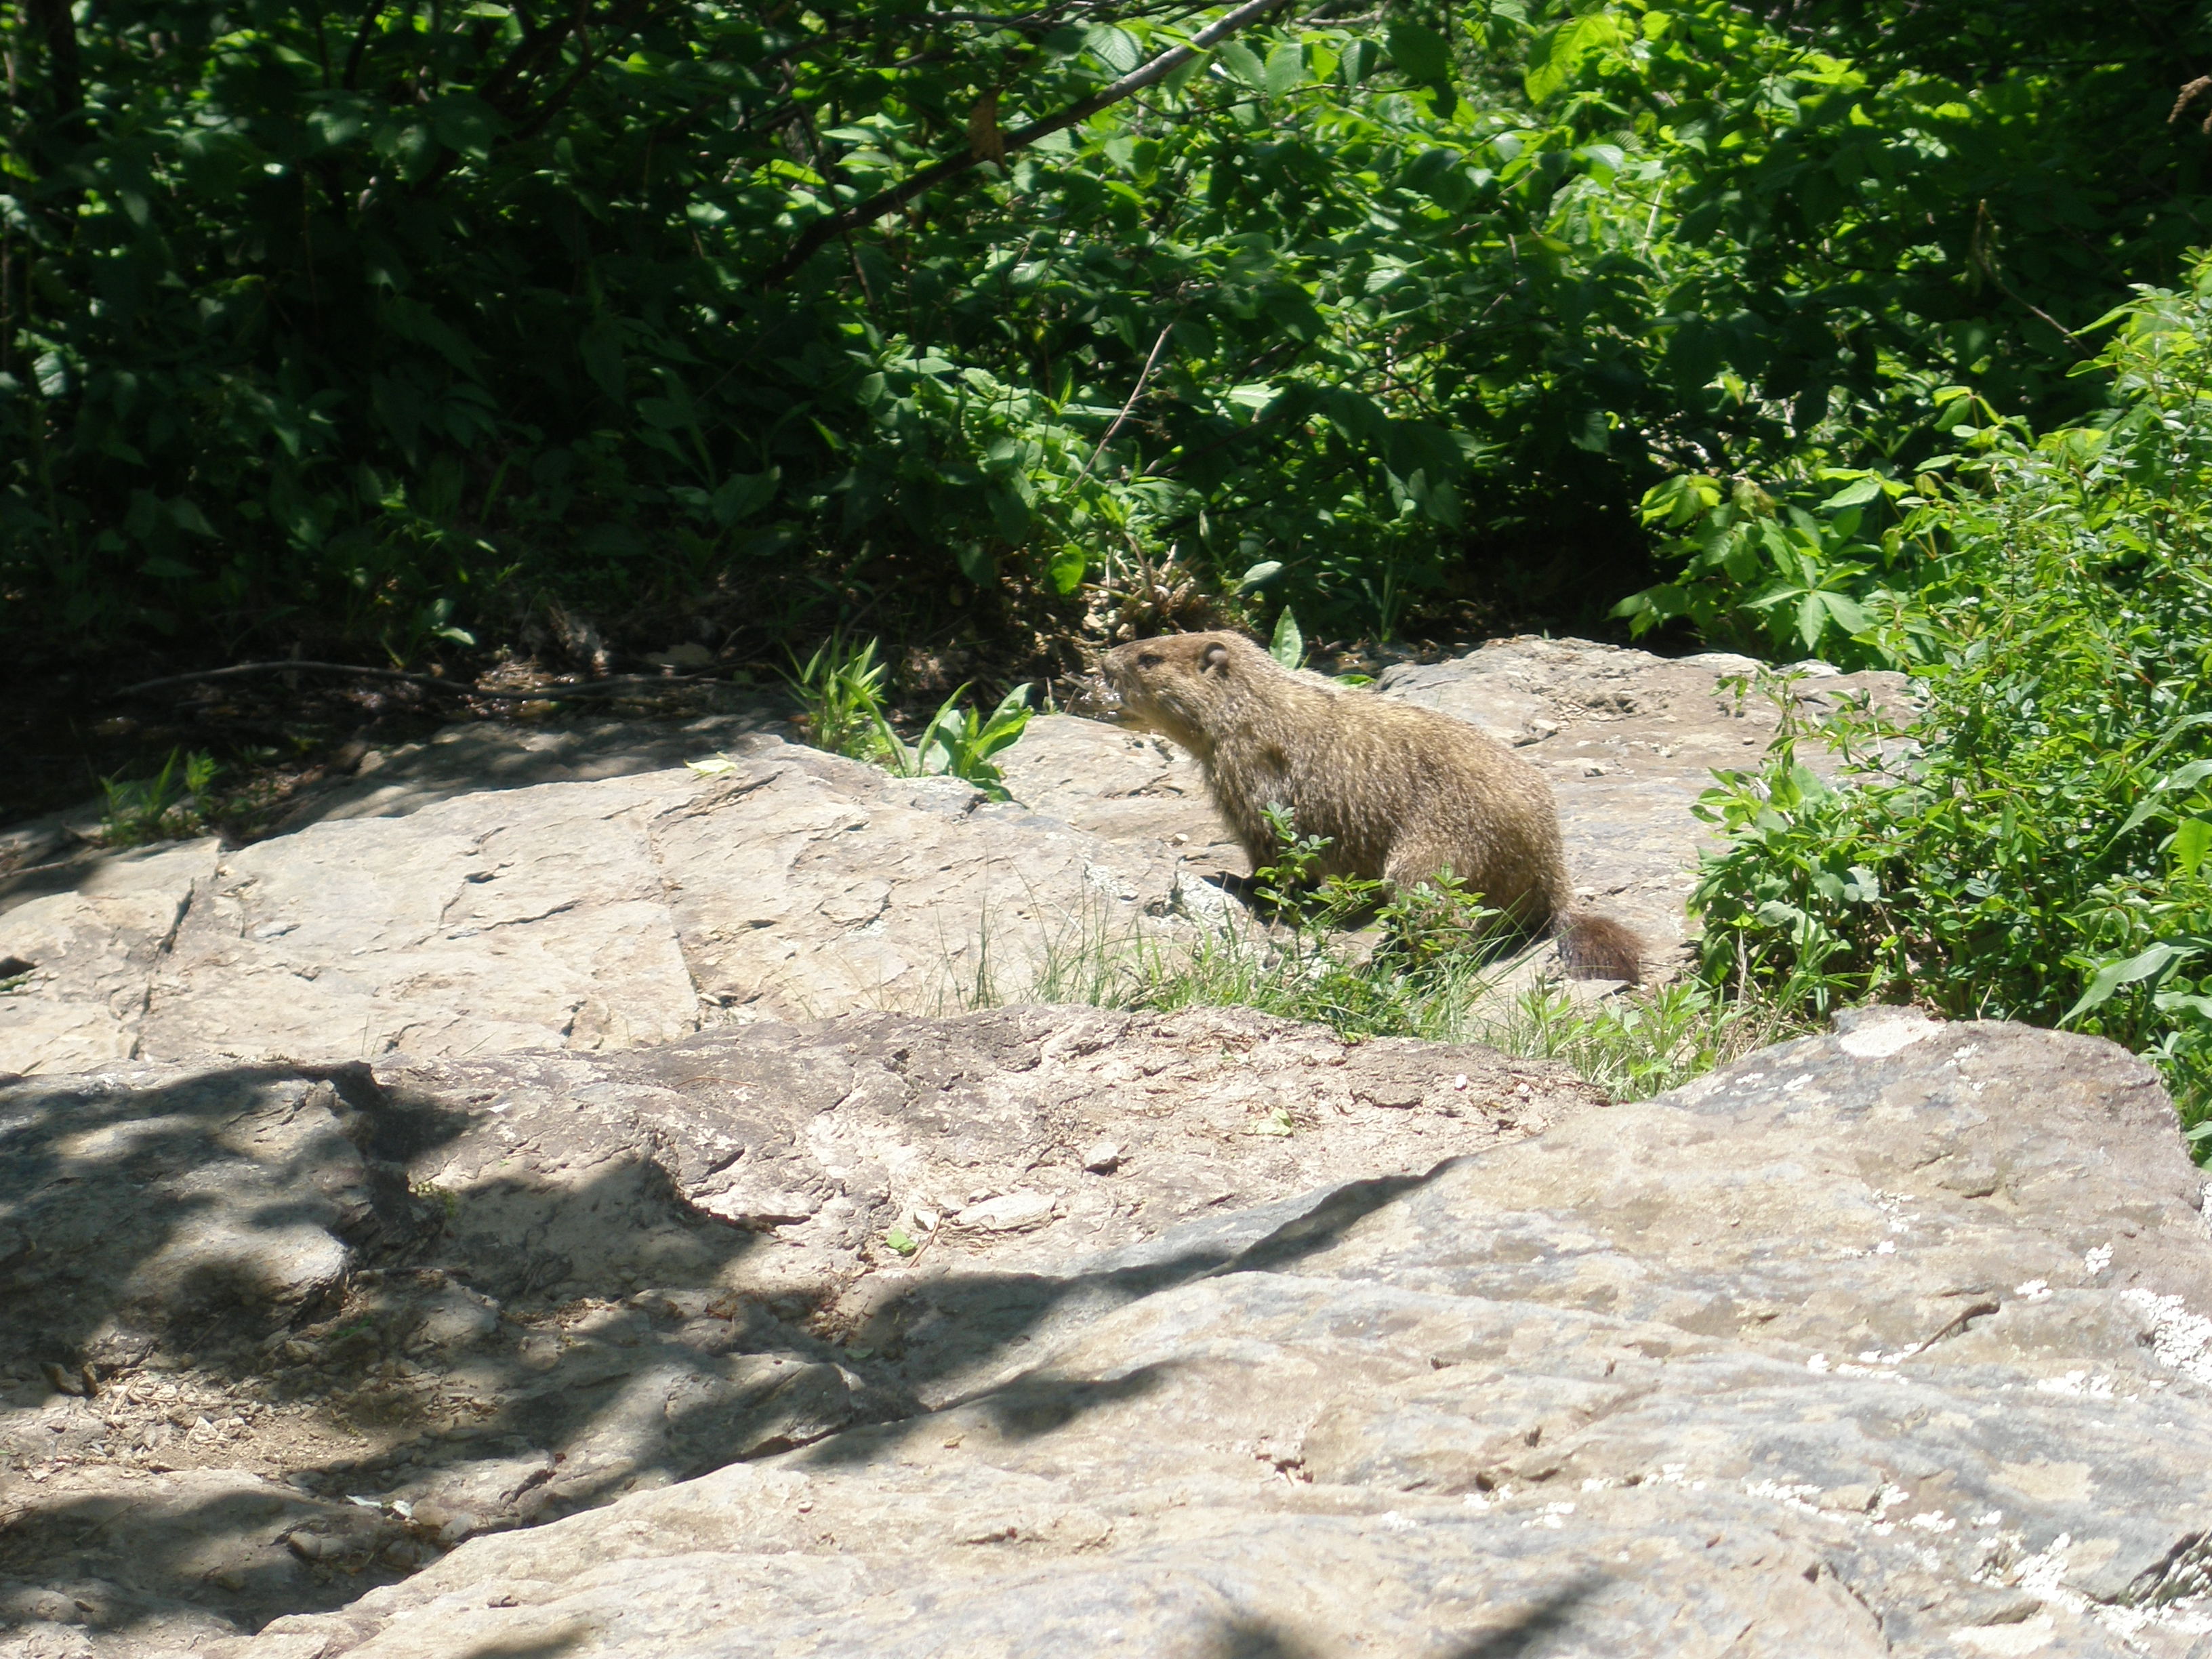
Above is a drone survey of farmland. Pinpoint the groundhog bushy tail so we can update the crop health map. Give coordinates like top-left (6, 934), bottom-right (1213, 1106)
top-left (1554, 910), bottom-right (1642, 983)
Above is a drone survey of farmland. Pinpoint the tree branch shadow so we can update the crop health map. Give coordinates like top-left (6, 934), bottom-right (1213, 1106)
top-left (0, 1059), bottom-right (1452, 1648)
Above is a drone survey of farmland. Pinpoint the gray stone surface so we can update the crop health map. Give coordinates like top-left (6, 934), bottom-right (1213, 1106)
top-left (138, 1008), bottom-right (2212, 1659)
top-left (0, 639), bottom-right (1907, 1075)
top-left (274, 704), bottom-right (795, 830)
top-left (0, 840), bottom-right (218, 1077)
top-left (0, 1006), bottom-right (1597, 1656)
top-left (992, 714), bottom-right (1242, 869)
top-left (0, 740), bottom-right (1192, 1075)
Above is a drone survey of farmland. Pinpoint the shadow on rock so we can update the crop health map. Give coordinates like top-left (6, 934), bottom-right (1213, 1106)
top-left (448, 1631), bottom-right (590, 1659)
top-left (1202, 1614), bottom-right (1328, 1658)
top-left (0, 1032), bottom-right (1478, 1654)
top-left (1446, 1576), bottom-right (1605, 1658)
top-left (797, 1166), bottom-right (1451, 1467)
top-left (0, 1061), bottom-right (807, 1647)
top-left (0, 1060), bottom-right (451, 1375)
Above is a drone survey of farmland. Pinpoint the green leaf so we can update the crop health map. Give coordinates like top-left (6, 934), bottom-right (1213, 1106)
top-left (580, 323), bottom-right (625, 404)
top-left (956, 541), bottom-right (995, 586)
top-left (2064, 943), bottom-right (2191, 1024)
top-left (1270, 607), bottom-right (1305, 670)
top-left (1818, 476), bottom-right (1885, 510)
top-left (1237, 560), bottom-right (1285, 593)
top-left (1523, 12), bottom-right (1621, 102)
top-left (2175, 818), bottom-right (2212, 877)
top-left (1216, 40), bottom-right (1268, 87)
top-left (1048, 545), bottom-right (1087, 595)
top-left (711, 470), bottom-right (777, 528)
top-left (1084, 24), bottom-right (1142, 74)
top-left (987, 485), bottom-right (1030, 541)
top-left (971, 686), bottom-right (1033, 759)
top-left (428, 94), bottom-right (497, 159)
top-left (1385, 20), bottom-right (1453, 84)
top-left (169, 499), bottom-right (217, 537)
top-left (1264, 43), bottom-right (1305, 95)
top-left (1796, 592), bottom-right (1827, 652)
top-left (1819, 591), bottom-right (1872, 636)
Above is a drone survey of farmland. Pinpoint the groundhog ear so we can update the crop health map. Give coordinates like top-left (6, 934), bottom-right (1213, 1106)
top-left (1202, 643), bottom-right (1231, 674)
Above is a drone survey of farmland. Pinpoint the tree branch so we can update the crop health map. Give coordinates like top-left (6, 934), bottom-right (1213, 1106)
top-left (110, 662), bottom-right (722, 703)
top-left (476, 4), bottom-right (583, 120)
top-left (22, 0), bottom-right (85, 136)
top-left (1073, 321), bottom-right (1176, 489)
top-left (343, 0), bottom-right (409, 91)
top-left (760, 0), bottom-right (1296, 286)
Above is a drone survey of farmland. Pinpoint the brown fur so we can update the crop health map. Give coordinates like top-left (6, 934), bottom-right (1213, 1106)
top-left (1100, 631), bottom-right (1641, 981)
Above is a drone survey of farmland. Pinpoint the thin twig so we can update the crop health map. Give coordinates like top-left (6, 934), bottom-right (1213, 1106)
top-left (110, 662), bottom-right (721, 702)
top-left (761, 0), bottom-right (1297, 285)
top-left (1971, 200), bottom-right (2089, 356)
top-left (1073, 321), bottom-right (1176, 489)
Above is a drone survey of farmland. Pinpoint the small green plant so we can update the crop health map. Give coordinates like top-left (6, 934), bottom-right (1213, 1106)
top-left (1372, 870), bottom-right (1511, 971)
top-left (100, 749), bottom-right (219, 846)
top-left (408, 1179), bottom-right (463, 1224)
top-left (380, 594), bottom-right (477, 668)
top-left (1120, 806), bottom-right (1517, 1038)
top-left (1474, 973), bottom-right (1824, 1103)
top-left (1244, 803), bottom-right (1370, 920)
top-left (875, 683), bottom-right (1033, 802)
top-left (788, 636), bottom-right (895, 763)
top-left (786, 636), bottom-right (1034, 799)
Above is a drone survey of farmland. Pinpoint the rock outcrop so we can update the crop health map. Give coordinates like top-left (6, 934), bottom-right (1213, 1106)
top-left (0, 637), bottom-right (1907, 1078)
top-left (0, 740), bottom-right (1191, 1076)
top-left (0, 1006), bottom-right (1597, 1655)
top-left (26, 638), bottom-right (2152, 1659)
top-left (5, 1009), bottom-right (2209, 1656)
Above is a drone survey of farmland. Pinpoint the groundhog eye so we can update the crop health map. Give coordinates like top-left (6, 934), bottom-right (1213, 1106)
top-left (1136, 652), bottom-right (1161, 668)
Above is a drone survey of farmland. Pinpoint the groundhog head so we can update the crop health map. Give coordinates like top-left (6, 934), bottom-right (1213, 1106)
top-left (1098, 632), bottom-right (1269, 756)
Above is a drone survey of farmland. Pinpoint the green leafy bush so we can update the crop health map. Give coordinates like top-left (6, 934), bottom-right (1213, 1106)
top-left (5, 0), bottom-right (2206, 662)
top-left (1694, 260), bottom-right (2212, 1132)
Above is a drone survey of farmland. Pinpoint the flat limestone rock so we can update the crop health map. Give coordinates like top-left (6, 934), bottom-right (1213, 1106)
top-left (0, 1006), bottom-right (1598, 1654)
top-left (0, 739), bottom-right (1190, 1073)
top-left (276, 703), bottom-right (795, 830)
top-left (0, 839), bottom-right (218, 1077)
top-left (993, 714), bottom-right (1241, 867)
top-left (0, 639), bottom-right (1906, 1072)
top-left (168, 1009), bottom-right (2212, 1659)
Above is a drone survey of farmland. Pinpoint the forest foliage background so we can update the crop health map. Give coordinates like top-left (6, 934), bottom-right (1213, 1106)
top-left (12, 0), bottom-right (2212, 1120)
top-left (3, 0), bottom-right (2206, 667)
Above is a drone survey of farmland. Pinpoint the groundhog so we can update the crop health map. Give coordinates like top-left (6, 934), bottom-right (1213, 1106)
top-left (1099, 630), bottom-right (1641, 981)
